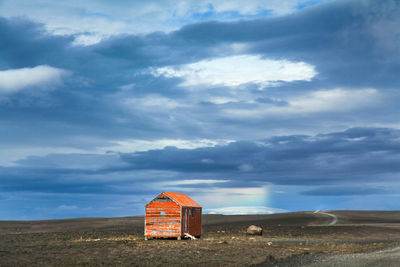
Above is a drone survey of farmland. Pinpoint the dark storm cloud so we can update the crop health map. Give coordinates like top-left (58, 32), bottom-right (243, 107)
top-left (3, 0), bottom-right (399, 87)
top-left (1, 127), bottom-right (399, 195)
top-left (301, 186), bottom-right (389, 196)
top-left (84, 0), bottom-right (400, 90)
top-left (173, 0), bottom-right (400, 88)
top-left (1, 0), bottom-right (399, 150)
top-left (0, 16), bottom-right (199, 147)
top-left (0, 17), bottom-right (73, 68)
top-left (1, 0), bottom-right (400, 218)
top-left (118, 127), bottom-right (400, 185)
top-left (0, 164), bottom-right (155, 195)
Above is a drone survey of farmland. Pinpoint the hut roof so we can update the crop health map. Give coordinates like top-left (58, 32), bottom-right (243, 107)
top-left (163, 191), bottom-right (201, 208)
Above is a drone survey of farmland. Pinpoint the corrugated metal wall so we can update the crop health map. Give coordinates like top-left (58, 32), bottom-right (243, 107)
top-left (145, 201), bottom-right (181, 238)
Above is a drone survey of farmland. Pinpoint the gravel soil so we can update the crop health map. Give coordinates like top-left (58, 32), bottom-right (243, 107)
top-left (269, 244), bottom-right (400, 267)
top-left (1, 211), bottom-right (400, 266)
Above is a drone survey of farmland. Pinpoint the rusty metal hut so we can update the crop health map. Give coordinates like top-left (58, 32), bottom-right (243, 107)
top-left (145, 191), bottom-right (202, 240)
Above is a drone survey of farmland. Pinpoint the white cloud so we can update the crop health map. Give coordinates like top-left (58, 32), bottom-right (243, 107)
top-left (239, 164), bottom-right (254, 172)
top-left (204, 0), bottom-right (330, 16)
top-left (289, 88), bottom-right (380, 113)
top-left (122, 94), bottom-right (187, 111)
top-left (182, 186), bottom-right (270, 209)
top-left (102, 138), bottom-right (234, 153)
top-left (164, 179), bottom-right (230, 185)
top-left (206, 96), bottom-right (240, 104)
top-left (152, 55), bottom-right (317, 88)
top-left (0, 0), bottom-right (330, 45)
top-left (56, 205), bottom-right (78, 210)
top-left (223, 88), bottom-right (381, 118)
top-left (0, 65), bottom-right (69, 94)
top-left (0, 138), bottom-right (234, 166)
top-left (205, 206), bottom-right (287, 215)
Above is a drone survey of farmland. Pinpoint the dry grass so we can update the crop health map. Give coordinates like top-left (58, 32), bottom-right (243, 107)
top-left (1, 212), bottom-right (400, 266)
top-left (72, 235), bottom-right (139, 243)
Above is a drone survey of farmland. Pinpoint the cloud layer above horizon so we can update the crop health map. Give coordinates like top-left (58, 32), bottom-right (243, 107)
top-left (0, 0), bottom-right (399, 219)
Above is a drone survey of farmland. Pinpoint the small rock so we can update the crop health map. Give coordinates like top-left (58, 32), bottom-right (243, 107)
top-left (246, 225), bottom-right (263, 235)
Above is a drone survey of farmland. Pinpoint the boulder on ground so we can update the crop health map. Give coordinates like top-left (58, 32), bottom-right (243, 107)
top-left (246, 225), bottom-right (263, 235)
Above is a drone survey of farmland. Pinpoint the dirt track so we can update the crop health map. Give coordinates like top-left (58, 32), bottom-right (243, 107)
top-left (1, 211), bottom-right (400, 266)
top-left (272, 245), bottom-right (400, 266)
top-left (307, 246), bottom-right (400, 267)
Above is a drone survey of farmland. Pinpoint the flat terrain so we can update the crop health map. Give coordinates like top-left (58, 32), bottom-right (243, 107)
top-left (1, 211), bottom-right (400, 266)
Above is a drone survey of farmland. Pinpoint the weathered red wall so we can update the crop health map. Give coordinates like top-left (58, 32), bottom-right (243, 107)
top-left (145, 201), bottom-right (181, 237)
top-left (181, 207), bottom-right (202, 237)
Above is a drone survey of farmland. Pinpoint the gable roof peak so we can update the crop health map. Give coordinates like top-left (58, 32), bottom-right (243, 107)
top-left (162, 191), bottom-right (201, 208)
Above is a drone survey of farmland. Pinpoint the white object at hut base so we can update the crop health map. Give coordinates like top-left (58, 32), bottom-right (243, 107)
top-left (184, 233), bottom-right (197, 240)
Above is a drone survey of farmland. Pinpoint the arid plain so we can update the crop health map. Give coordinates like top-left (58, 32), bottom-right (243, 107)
top-left (1, 211), bottom-right (400, 266)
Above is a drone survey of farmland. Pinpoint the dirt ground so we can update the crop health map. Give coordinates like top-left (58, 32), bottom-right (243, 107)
top-left (1, 211), bottom-right (400, 266)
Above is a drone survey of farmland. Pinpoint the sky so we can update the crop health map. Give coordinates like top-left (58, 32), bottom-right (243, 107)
top-left (0, 0), bottom-right (399, 220)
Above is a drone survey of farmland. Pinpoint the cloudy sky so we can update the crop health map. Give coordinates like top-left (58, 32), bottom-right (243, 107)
top-left (0, 0), bottom-right (399, 220)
